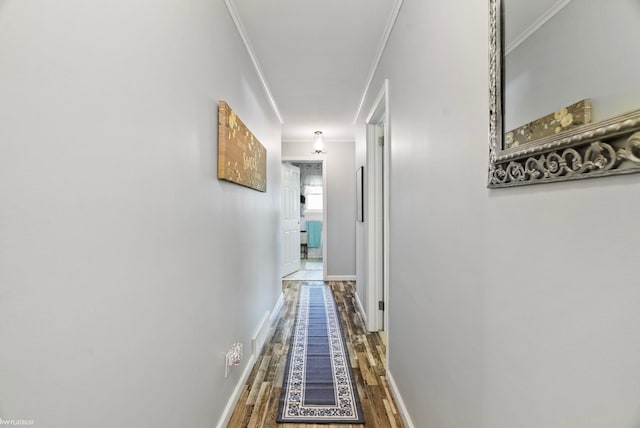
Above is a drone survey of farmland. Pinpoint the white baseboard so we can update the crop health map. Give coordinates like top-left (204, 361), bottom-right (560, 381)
top-left (326, 275), bottom-right (356, 281)
top-left (216, 292), bottom-right (284, 428)
top-left (269, 292), bottom-right (284, 326)
top-left (386, 370), bottom-right (415, 428)
top-left (251, 311), bottom-right (271, 358)
top-left (216, 353), bottom-right (256, 428)
top-left (354, 291), bottom-right (367, 325)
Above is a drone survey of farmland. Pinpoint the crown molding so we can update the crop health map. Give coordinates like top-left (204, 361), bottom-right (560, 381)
top-left (353, 0), bottom-right (404, 124)
top-left (505, 0), bottom-right (572, 56)
top-left (224, 0), bottom-right (284, 124)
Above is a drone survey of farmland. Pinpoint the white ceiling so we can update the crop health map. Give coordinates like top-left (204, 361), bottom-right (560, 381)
top-left (228, 0), bottom-right (569, 143)
top-left (229, 0), bottom-right (400, 143)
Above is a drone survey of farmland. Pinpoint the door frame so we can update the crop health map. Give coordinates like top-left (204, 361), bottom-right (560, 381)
top-left (282, 155), bottom-right (328, 281)
top-left (365, 79), bottom-right (390, 333)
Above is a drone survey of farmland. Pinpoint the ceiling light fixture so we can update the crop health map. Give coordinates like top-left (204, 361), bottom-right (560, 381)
top-left (312, 130), bottom-right (326, 154)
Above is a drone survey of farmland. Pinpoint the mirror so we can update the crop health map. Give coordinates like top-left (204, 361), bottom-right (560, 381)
top-left (488, 0), bottom-right (640, 188)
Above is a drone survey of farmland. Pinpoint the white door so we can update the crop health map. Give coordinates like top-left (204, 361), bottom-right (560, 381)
top-left (281, 163), bottom-right (301, 277)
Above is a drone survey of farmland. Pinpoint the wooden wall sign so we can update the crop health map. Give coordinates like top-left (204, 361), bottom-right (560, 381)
top-left (218, 100), bottom-right (267, 192)
top-left (504, 99), bottom-right (592, 149)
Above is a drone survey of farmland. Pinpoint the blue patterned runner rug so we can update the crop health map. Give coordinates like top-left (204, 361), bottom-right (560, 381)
top-left (277, 283), bottom-right (364, 424)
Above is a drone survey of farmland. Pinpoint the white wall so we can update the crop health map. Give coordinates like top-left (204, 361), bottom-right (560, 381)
top-left (356, 1), bottom-right (640, 427)
top-left (0, 1), bottom-right (282, 427)
top-left (282, 141), bottom-right (356, 277)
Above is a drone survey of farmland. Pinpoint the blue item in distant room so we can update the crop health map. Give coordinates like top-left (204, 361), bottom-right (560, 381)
top-left (307, 221), bottom-right (322, 248)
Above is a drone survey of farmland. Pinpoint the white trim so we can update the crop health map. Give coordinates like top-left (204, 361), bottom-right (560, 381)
top-left (269, 292), bottom-right (285, 326)
top-left (365, 80), bottom-right (390, 334)
top-left (366, 80), bottom-right (389, 124)
top-left (386, 370), bottom-right (416, 428)
top-left (505, 0), bottom-right (573, 55)
top-left (251, 311), bottom-right (271, 358)
top-left (326, 275), bottom-right (357, 281)
top-left (353, 0), bottom-right (404, 124)
top-left (354, 291), bottom-right (367, 326)
top-left (365, 123), bottom-right (376, 332)
top-left (216, 353), bottom-right (256, 428)
top-left (216, 293), bottom-right (284, 428)
top-left (282, 155), bottom-right (328, 281)
top-left (224, 0), bottom-right (284, 124)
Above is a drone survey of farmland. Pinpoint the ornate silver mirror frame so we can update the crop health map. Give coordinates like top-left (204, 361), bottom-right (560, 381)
top-left (488, 0), bottom-right (640, 188)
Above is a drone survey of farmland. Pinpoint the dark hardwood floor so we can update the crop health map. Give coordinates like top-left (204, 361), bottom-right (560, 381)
top-left (227, 280), bottom-right (404, 428)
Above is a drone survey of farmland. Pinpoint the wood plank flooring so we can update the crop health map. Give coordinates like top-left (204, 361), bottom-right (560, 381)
top-left (227, 281), bottom-right (404, 428)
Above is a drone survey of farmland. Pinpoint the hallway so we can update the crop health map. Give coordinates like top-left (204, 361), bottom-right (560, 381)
top-left (228, 281), bottom-right (403, 427)
top-left (3, 1), bottom-right (640, 427)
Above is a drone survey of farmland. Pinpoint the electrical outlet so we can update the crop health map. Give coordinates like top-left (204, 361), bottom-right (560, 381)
top-left (224, 342), bottom-right (243, 378)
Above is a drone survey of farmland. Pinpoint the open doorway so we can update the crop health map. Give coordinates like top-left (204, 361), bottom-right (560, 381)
top-left (281, 159), bottom-right (326, 281)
